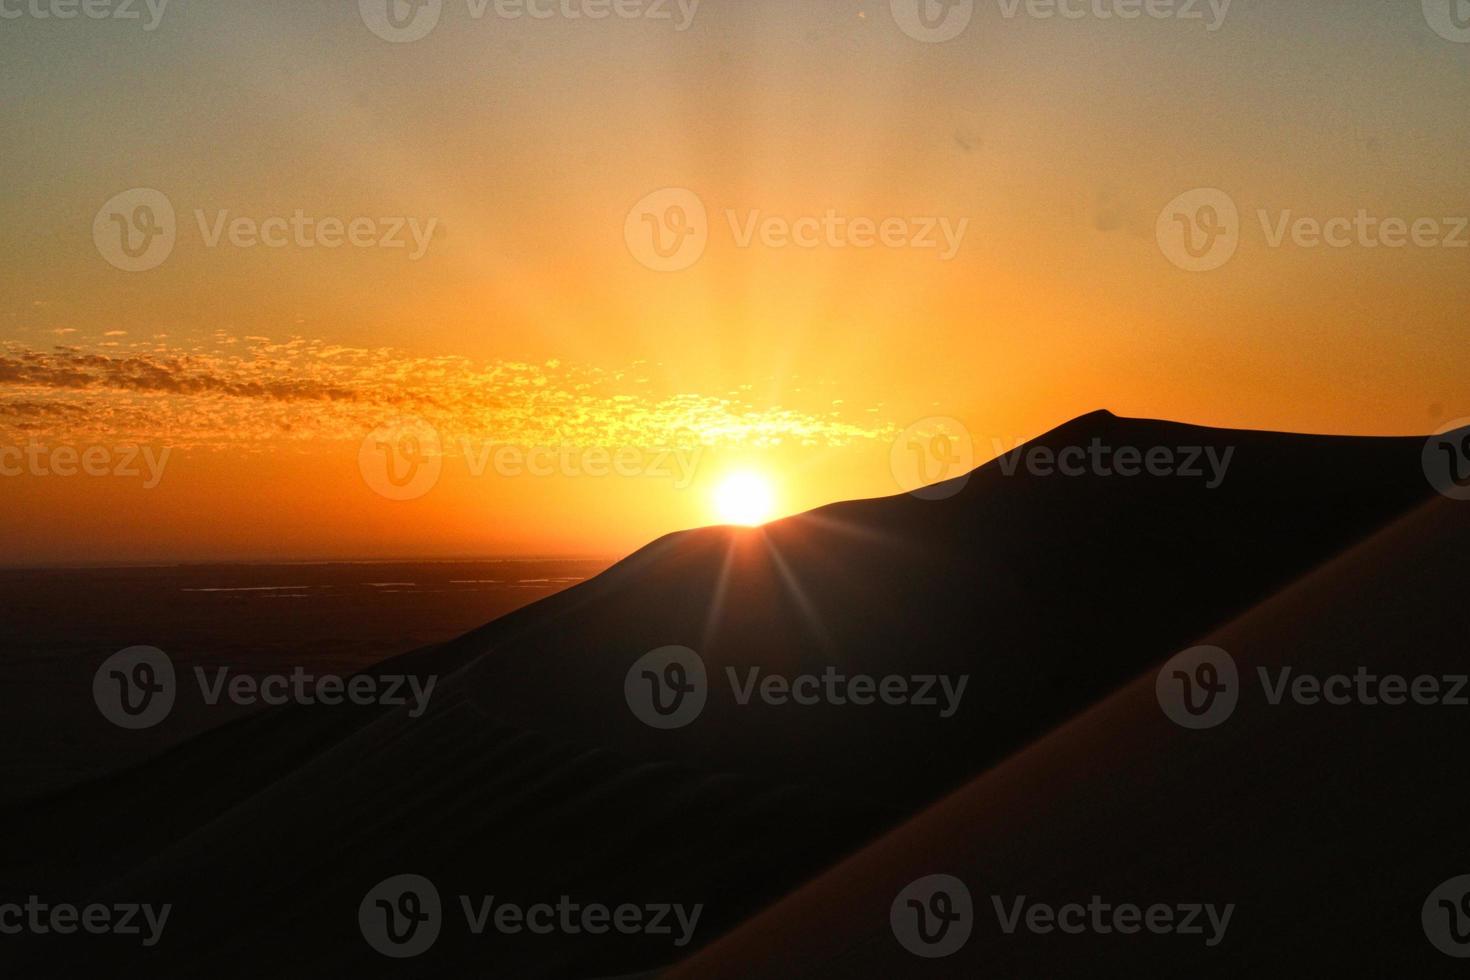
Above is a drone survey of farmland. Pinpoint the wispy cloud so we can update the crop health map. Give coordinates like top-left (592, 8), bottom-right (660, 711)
top-left (0, 336), bottom-right (894, 452)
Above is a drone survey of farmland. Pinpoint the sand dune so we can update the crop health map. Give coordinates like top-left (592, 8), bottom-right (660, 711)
top-left (0, 412), bottom-right (1448, 976)
top-left (669, 496), bottom-right (1470, 977)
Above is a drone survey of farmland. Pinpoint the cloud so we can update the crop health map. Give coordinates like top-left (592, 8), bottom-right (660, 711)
top-left (0, 337), bottom-right (895, 453)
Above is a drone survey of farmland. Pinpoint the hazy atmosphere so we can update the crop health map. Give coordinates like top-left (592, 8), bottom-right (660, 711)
top-left (4, 1), bottom-right (1466, 562)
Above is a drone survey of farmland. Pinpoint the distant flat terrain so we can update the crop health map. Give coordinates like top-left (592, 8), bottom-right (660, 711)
top-left (0, 559), bottom-right (611, 805)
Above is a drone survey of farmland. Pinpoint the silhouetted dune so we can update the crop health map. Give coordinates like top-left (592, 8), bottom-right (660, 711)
top-left (668, 496), bottom-right (1470, 977)
top-left (447, 410), bottom-right (1435, 802)
top-left (0, 412), bottom-right (1449, 976)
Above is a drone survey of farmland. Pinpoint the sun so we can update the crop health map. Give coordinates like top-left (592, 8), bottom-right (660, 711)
top-left (712, 471), bottom-right (777, 527)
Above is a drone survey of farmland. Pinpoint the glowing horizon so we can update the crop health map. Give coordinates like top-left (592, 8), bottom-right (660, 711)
top-left (2, 2), bottom-right (1467, 563)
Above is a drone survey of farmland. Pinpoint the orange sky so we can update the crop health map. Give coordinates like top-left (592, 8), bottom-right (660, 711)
top-left (2, 2), bottom-right (1467, 563)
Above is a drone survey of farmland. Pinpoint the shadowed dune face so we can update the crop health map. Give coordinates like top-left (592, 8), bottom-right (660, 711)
top-left (667, 496), bottom-right (1470, 978)
top-left (0, 413), bottom-right (1448, 977)
top-left (449, 412), bottom-right (1435, 802)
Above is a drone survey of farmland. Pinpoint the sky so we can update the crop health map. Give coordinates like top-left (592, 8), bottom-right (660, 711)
top-left (2, 0), bottom-right (1468, 563)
